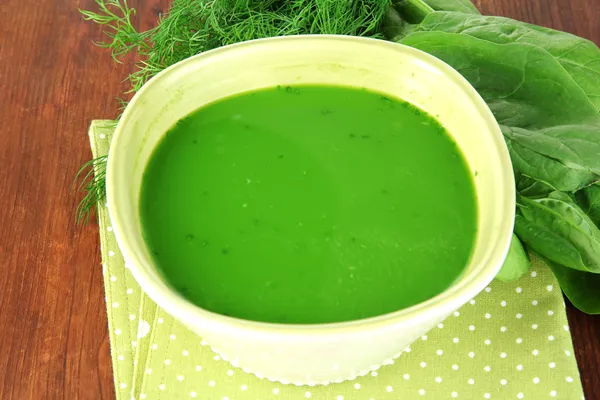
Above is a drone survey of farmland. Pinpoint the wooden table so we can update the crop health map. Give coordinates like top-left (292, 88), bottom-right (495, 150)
top-left (0, 0), bottom-right (598, 398)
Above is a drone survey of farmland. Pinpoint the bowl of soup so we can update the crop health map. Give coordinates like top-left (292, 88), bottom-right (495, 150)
top-left (106, 35), bottom-right (515, 385)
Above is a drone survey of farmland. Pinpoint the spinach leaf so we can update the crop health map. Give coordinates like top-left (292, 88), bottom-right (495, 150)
top-left (390, 0), bottom-right (479, 31)
top-left (583, 183), bottom-right (600, 225)
top-left (548, 261), bottom-right (600, 315)
top-left (503, 125), bottom-right (600, 192)
top-left (383, 6), bottom-right (417, 40)
top-left (496, 234), bottom-right (530, 282)
top-left (514, 215), bottom-right (586, 272)
top-left (389, 1), bottom-right (479, 40)
top-left (392, 0), bottom-right (434, 25)
top-left (410, 12), bottom-right (600, 109)
top-left (400, 32), bottom-right (600, 192)
top-left (395, 0), bottom-right (479, 16)
top-left (400, 32), bottom-right (599, 128)
top-left (515, 174), bottom-right (555, 198)
top-left (419, 0), bottom-right (479, 14)
top-left (515, 192), bottom-right (600, 273)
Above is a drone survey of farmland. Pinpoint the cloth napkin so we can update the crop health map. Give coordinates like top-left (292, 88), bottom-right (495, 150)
top-left (90, 120), bottom-right (585, 400)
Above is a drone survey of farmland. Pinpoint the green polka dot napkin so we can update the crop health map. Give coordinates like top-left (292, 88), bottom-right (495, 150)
top-left (90, 120), bottom-right (585, 400)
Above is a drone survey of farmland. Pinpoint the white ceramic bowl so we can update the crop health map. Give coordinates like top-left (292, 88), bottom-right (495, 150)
top-left (107, 35), bottom-right (515, 385)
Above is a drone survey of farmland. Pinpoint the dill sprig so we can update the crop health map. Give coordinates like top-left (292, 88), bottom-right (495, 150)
top-left (75, 0), bottom-right (392, 223)
top-left (74, 155), bottom-right (108, 224)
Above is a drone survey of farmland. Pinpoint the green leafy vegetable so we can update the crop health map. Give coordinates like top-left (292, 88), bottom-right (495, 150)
top-left (417, 0), bottom-right (479, 14)
top-left (406, 12), bottom-right (600, 108)
top-left (514, 175), bottom-right (555, 199)
top-left (548, 261), bottom-right (600, 315)
top-left (503, 125), bottom-right (600, 193)
top-left (392, 1), bottom-right (434, 24)
top-left (583, 183), bottom-right (600, 225)
top-left (399, 31), bottom-right (600, 190)
top-left (515, 192), bottom-right (600, 273)
top-left (383, 6), bottom-right (414, 40)
top-left (382, 0), bottom-right (480, 40)
top-left (399, 31), bottom-right (599, 128)
top-left (496, 234), bottom-right (530, 282)
top-left (393, 0), bottom-right (479, 20)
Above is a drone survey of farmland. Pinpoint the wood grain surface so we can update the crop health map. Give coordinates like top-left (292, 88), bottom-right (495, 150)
top-left (0, 0), bottom-right (598, 398)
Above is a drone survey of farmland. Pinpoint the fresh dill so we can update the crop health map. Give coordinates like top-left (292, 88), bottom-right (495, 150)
top-left (74, 155), bottom-right (108, 224)
top-left (75, 0), bottom-right (393, 223)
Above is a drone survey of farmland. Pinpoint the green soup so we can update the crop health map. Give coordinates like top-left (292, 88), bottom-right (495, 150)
top-left (140, 85), bottom-right (477, 324)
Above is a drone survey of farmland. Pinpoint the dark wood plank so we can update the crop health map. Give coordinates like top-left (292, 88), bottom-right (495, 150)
top-left (0, 0), bottom-right (169, 398)
top-left (0, 0), bottom-right (597, 398)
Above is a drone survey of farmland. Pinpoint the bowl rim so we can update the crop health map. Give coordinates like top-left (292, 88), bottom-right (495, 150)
top-left (106, 34), bottom-right (515, 337)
